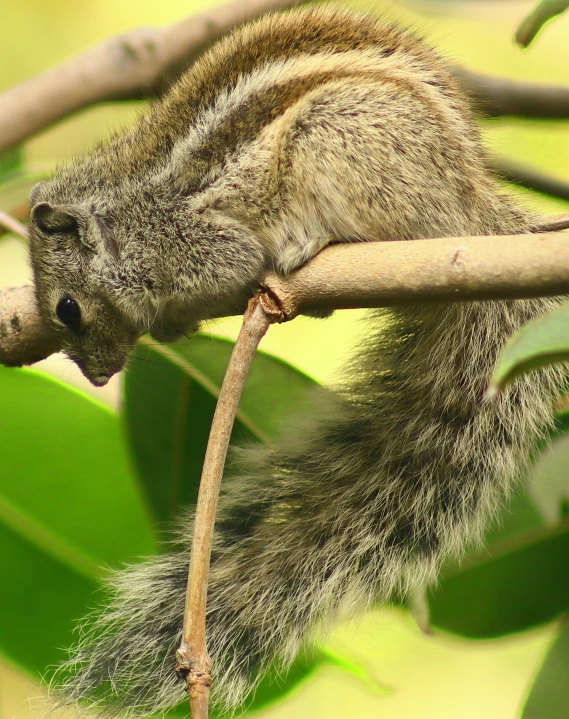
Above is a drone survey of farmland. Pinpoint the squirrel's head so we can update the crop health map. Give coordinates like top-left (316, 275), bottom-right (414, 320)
top-left (28, 186), bottom-right (141, 387)
top-left (28, 176), bottom-right (266, 386)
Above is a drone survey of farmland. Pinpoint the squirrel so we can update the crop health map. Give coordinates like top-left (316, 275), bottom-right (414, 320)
top-left (27, 6), bottom-right (565, 717)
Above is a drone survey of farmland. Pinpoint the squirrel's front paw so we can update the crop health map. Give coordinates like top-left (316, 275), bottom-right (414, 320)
top-left (149, 321), bottom-right (200, 343)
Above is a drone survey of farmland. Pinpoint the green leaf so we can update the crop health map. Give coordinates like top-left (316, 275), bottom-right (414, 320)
top-left (490, 301), bottom-right (569, 394)
top-left (429, 520), bottom-right (569, 638)
top-left (0, 366), bottom-right (154, 567)
top-left (171, 334), bottom-right (317, 441)
top-left (122, 335), bottom-right (316, 526)
top-left (0, 519), bottom-right (98, 676)
top-left (0, 146), bottom-right (23, 181)
top-left (0, 366), bottom-right (155, 675)
top-left (429, 416), bottom-right (569, 639)
top-left (522, 618), bottom-right (569, 718)
top-left (527, 432), bottom-right (569, 525)
top-left (160, 647), bottom-right (386, 719)
top-left (482, 484), bottom-right (544, 545)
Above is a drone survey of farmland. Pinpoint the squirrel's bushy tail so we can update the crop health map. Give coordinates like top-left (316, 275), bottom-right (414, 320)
top-left (55, 292), bottom-right (563, 717)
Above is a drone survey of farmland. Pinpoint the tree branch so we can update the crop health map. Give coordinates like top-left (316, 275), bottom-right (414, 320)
top-left (454, 68), bottom-right (569, 119)
top-left (259, 232), bottom-right (569, 321)
top-left (0, 285), bottom-right (60, 366)
top-left (515, 0), bottom-right (569, 48)
top-left (3, 231), bottom-right (569, 368)
top-left (490, 157), bottom-right (569, 204)
top-left (0, 0), bottom-right (303, 154)
top-left (1, 5), bottom-right (569, 156)
top-left (175, 296), bottom-right (271, 718)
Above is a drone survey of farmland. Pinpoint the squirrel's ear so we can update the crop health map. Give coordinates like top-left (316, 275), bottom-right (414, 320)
top-left (29, 182), bottom-right (45, 207)
top-left (32, 202), bottom-right (79, 235)
top-left (31, 202), bottom-right (99, 253)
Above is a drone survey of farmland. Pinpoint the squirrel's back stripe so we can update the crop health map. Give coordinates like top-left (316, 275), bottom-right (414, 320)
top-left (48, 8), bottom-right (464, 196)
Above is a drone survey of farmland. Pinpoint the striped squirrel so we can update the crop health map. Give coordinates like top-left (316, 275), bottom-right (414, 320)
top-left (28, 7), bottom-right (564, 716)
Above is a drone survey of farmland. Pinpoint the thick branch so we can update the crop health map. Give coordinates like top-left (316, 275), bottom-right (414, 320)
top-left (0, 286), bottom-right (60, 366)
top-left (3, 232), bottom-right (569, 366)
top-left (261, 232), bottom-right (569, 320)
top-left (490, 157), bottom-right (569, 203)
top-left (0, 0), bottom-right (302, 153)
top-left (454, 68), bottom-right (569, 119)
top-left (1, 7), bottom-right (569, 154)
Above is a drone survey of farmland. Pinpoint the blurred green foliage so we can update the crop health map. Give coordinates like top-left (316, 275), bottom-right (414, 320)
top-left (2, 1), bottom-right (569, 718)
top-left (3, 325), bottom-right (569, 716)
top-left (491, 301), bottom-right (569, 394)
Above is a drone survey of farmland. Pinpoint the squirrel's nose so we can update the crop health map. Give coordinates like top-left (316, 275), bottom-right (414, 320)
top-left (91, 372), bottom-right (112, 387)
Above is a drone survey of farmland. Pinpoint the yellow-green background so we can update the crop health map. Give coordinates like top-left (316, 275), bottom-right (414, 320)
top-left (1, 1), bottom-right (569, 717)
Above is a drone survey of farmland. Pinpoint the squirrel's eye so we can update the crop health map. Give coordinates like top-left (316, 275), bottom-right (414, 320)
top-left (56, 297), bottom-right (81, 333)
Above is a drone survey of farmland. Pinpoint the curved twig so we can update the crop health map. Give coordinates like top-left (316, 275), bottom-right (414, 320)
top-left (515, 0), bottom-right (569, 48)
top-left (0, 209), bottom-right (28, 240)
top-left (175, 296), bottom-right (271, 718)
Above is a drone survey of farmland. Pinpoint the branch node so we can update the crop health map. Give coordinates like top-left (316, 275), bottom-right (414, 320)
top-left (260, 274), bottom-right (298, 322)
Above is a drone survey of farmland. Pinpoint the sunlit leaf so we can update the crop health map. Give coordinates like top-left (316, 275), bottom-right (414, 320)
top-left (490, 301), bottom-right (569, 394)
top-left (521, 618), bottom-right (569, 718)
top-left (122, 335), bottom-right (316, 526)
top-left (429, 520), bottom-right (569, 638)
top-left (0, 366), bottom-right (155, 676)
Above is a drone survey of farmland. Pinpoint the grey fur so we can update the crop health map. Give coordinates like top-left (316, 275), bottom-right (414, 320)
top-left (27, 7), bottom-right (565, 716)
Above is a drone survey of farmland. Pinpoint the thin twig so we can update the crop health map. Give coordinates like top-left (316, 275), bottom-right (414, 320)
top-left (0, 204), bottom-right (31, 240)
top-left (531, 214), bottom-right (569, 233)
top-left (491, 157), bottom-right (569, 203)
top-left (0, 210), bottom-right (27, 240)
top-left (175, 295), bottom-right (271, 718)
top-left (515, 0), bottom-right (569, 48)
